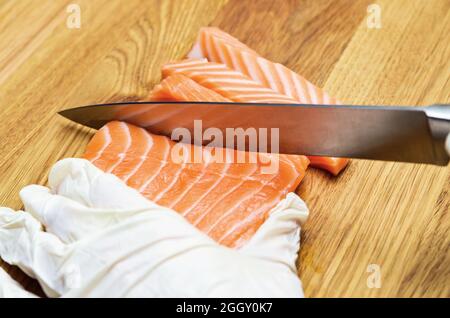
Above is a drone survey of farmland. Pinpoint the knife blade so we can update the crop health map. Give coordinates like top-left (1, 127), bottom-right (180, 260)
top-left (58, 101), bottom-right (450, 165)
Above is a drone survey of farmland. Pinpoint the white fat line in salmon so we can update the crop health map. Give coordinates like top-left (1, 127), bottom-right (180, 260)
top-left (138, 137), bottom-right (170, 192)
top-left (122, 130), bottom-right (153, 182)
top-left (90, 125), bottom-right (112, 164)
top-left (107, 122), bottom-right (132, 173)
top-left (170, 120), bottom-right (280, 174)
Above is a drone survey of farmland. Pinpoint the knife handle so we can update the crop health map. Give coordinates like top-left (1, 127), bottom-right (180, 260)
top-left (426, 104), bottom-right (450, 156)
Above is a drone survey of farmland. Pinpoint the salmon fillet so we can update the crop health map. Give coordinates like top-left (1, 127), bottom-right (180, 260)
top-left (84, 121), bottom-right (309, 248)
top-left (186, 27), bottom-right (349, 175)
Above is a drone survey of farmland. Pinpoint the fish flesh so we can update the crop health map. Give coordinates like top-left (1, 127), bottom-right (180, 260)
top-left (81, 27), bottom-right (348, 248)
top-left (149, 74), bottom-right (231, 102)
top-left (84, 75), bottom-right (309, 247)
top-left (187, 27), bottom-right (349, 175)
top-left (162, 59), bottom-right (297, 104)
top-left (162, 59), bottom-right (347, 175)
top-left (113, 74), bottom-right (231, 129)
top-left (84, 121), bottom-right (309, 248)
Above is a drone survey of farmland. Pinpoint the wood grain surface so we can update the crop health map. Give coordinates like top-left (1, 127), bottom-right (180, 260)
top-left (0, 0), bottom-right (449, 297)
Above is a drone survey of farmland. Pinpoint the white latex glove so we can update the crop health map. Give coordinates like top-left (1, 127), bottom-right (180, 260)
top-left (0, 158), bottom-right (308, 298)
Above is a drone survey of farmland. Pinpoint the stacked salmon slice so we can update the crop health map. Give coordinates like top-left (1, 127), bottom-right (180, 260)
top-left (83, 27), bottom-right (348, 248)
top-left (185, 27), bottom-right (349, 175)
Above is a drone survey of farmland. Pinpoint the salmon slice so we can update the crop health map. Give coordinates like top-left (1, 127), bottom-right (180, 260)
top-left (84, 121), bottom-right (309, 248)
top-left (189, 27), bottom-right (258, 59)
top-left (186, 27), bottom-right (349, 175)
top-left (114, 74), bottom-right (231, 127)
top-left (149, 74), bottom-right (231, 102)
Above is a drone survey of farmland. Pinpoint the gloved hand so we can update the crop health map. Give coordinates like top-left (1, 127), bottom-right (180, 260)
top-left (0, 158), bottom-right (308, 298)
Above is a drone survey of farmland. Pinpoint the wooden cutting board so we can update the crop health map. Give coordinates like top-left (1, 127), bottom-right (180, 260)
top-left (0, 0), bottom-right (448, 297)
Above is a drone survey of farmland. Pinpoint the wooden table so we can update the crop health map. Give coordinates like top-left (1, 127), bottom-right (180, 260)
top-left (0, 0), bottom-right (448, 297)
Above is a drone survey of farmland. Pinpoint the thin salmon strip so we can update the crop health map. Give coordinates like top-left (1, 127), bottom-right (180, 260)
top-left (114, 74), bottom-right (230, 127)
top-left (189, 27), bottom-right (258, 59)
top-left (149, 74), bottom-right (231, 102)
top-left (187, 27), bottom-right (349, 175)
top-left (83, 121), bottom-right (308, 248)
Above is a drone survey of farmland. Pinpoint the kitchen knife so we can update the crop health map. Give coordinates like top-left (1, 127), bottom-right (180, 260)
top-left (59, 101), bottom-right (450, 165)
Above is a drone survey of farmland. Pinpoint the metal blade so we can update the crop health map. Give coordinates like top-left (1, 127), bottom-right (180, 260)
top-left (58, 101), bottom-right (450, 165)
